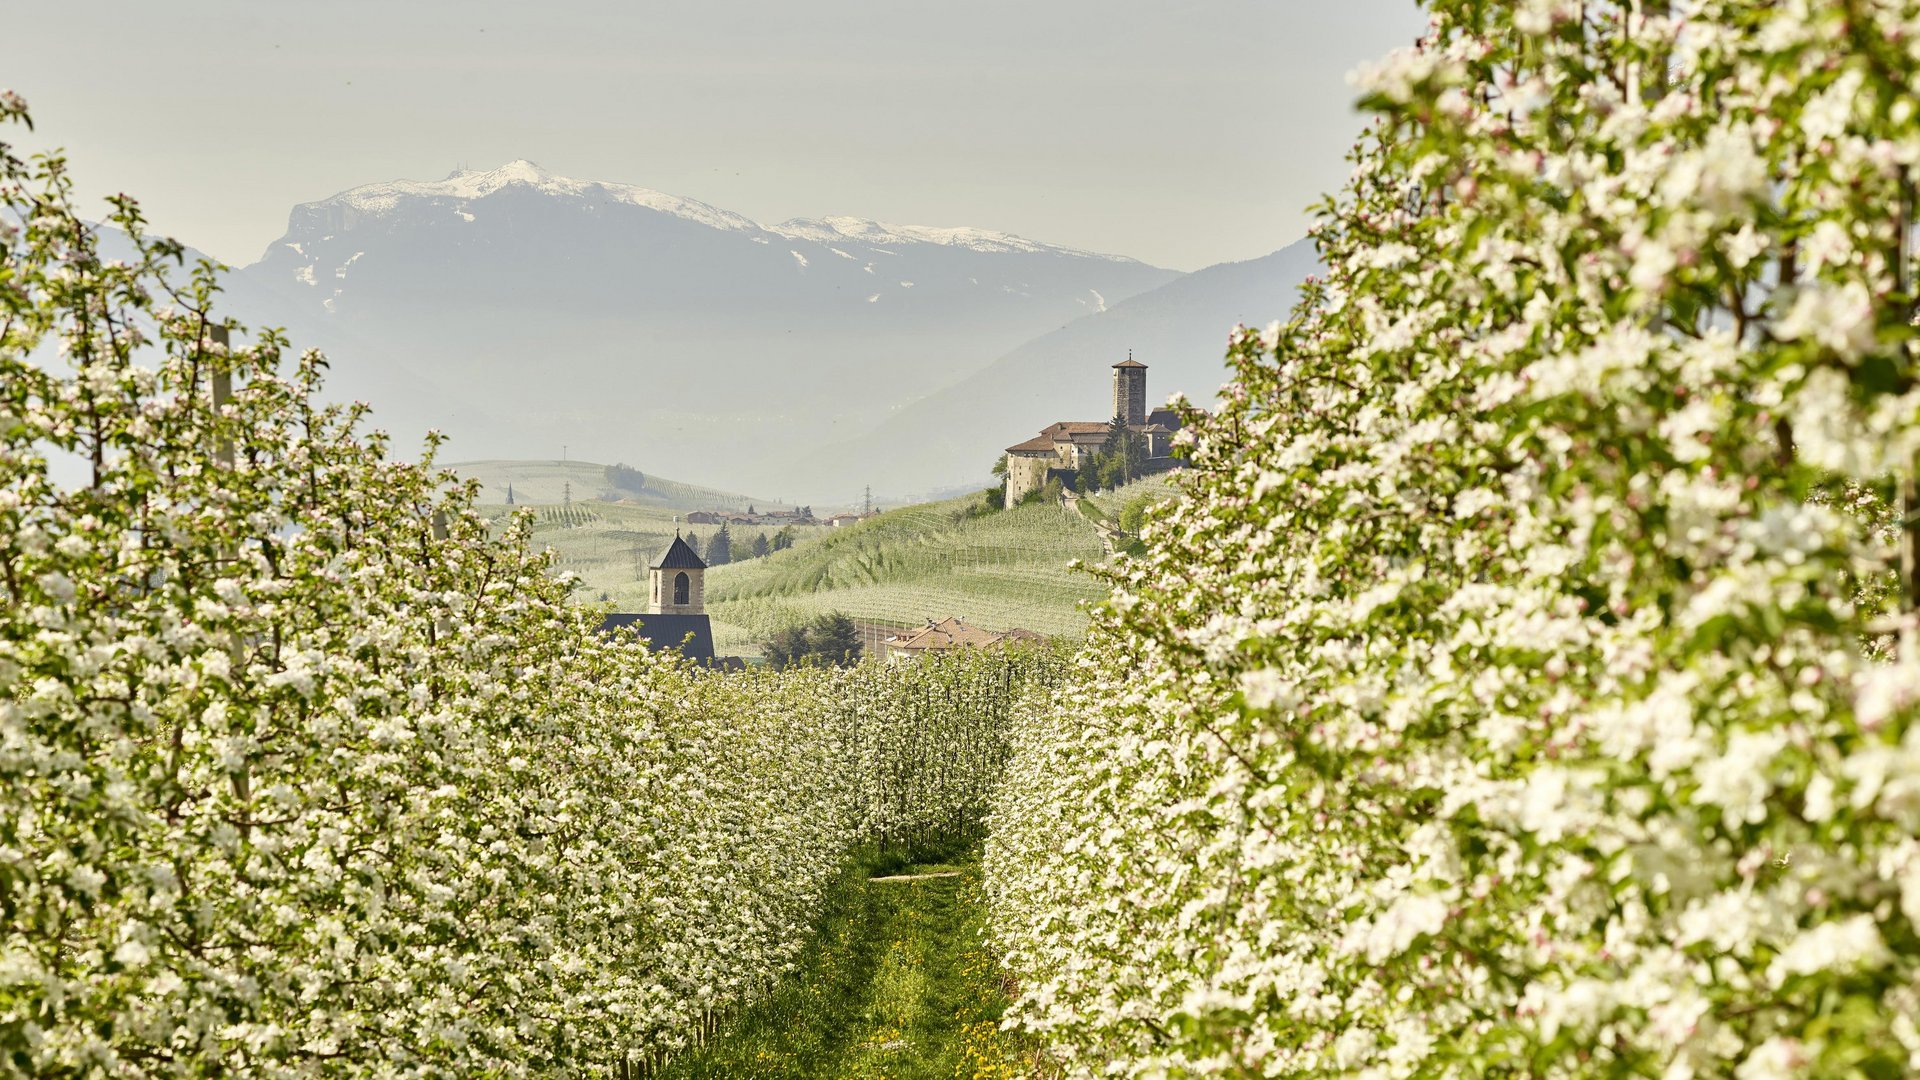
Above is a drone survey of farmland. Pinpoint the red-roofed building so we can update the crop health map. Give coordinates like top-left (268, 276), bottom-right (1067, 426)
top-left (882, 617), bottom-right (1047, 662)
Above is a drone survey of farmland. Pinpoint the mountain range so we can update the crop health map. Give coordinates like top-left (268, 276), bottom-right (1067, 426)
top-left (793, 240), bottom-right (1321, 496)
top-left (200, 161), bottom-right (1313, 501)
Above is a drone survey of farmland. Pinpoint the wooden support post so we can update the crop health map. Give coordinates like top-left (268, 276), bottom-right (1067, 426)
top-left (1903, 180), bottom-right (1919, 659)
top-left (205, 323), bottom-right (252, 819)
top-left (1905, 472), bottom-right (1920, 657)
top-left (209, 325), bottom-right (234, 468)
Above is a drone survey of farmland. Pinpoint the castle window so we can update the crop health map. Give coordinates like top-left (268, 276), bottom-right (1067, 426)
top-left (674, 572), bottom-right (690, 606)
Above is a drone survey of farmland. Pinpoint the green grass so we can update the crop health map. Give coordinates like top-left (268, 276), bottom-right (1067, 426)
top-left (657, 843), bottom-right (1041, 1080)
top-left (701, 494), bottom-right (1108, 642)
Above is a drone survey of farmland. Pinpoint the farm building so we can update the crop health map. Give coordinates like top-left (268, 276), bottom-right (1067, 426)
top-left (882, 617), bottom-right (1044, 662)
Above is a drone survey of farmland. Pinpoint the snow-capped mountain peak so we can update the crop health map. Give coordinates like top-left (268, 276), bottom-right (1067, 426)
top-left (768, 215), bottom-right (1123, 259)
top-left (295, 162), bottom-right (1135, 260)
top-left (316, 160), bottom-right (762, 232)
top-left (238, 160), bottom-right (1187, 497)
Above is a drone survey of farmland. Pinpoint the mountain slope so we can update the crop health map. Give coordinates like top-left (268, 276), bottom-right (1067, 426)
top-left (796, 237), bottom-right (1322, 498)
top-left (232, 162), bottom-right (1180, 493)
top-left (449, 458), bottom-right (767, 510)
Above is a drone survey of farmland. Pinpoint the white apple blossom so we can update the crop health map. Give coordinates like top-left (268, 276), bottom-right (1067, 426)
top-left (1775, 281), bottom-right (1879, 359)
top-left (983, 3), bottom-right (1920, 1076)
top-left (0, 101), bottom-right (1056, 1077)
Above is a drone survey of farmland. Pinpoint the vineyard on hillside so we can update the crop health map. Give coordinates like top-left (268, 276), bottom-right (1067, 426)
top-left (703, 494), bottom-right (1110, 645)
top-left (461, 474), bottom-right (1126, 654)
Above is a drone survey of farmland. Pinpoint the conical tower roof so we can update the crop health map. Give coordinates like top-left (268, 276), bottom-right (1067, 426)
top-left (651, 533), bottom-right (707, 570)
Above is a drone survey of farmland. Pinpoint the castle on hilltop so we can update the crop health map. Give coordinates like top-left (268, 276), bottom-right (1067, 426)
top-left (1002, 356), bottom-right (1184, 507)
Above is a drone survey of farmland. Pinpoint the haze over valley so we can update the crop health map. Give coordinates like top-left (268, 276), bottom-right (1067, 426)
top-left (167, 160), bottom-right (1309, 502)
top-left (226, 160), bottom-right (1178, 497)
top-left (10, 1), bottom-right (1421, 503)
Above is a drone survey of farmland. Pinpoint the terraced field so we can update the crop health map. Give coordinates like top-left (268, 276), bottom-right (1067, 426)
top-left (701, 492), bottom-right (1116, 648)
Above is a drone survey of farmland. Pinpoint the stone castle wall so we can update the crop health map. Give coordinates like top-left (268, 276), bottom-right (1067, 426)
top-left (1004, 452), bottom-right (1056, 508)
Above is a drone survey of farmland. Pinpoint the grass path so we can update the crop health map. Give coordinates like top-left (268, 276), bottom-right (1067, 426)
top-left (658, 845), bottom-right (1039, 1079)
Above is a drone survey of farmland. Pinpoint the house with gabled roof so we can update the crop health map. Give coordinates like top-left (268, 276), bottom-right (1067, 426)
top-left (881, 617), bottom-right (1046, 662)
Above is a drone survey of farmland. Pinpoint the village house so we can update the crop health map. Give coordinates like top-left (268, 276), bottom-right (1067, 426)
top-left (882, 617), bottom-right (1045, 662)
top-left (685, 505), bottom-right (815, 527)
top-left (1003, 355), bottom-right (1184, 507)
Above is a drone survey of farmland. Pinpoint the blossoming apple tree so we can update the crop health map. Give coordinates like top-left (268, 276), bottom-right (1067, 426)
top-left (987, 2), bottom-right (1920, 1076)
top-left (0, 92), bottom-right (1049, 1078)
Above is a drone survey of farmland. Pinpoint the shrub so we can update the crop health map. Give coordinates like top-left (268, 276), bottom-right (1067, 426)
top-left (764, 611), bottom-right (863, 669)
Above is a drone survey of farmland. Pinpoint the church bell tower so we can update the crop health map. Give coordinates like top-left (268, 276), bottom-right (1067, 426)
top-left (649, 533), bottom-right (707, 615)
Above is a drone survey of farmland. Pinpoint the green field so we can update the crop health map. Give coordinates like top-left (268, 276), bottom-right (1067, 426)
top-left (462, 460), bottom-right (1177, 656)
top-left (700, 491), bottom-right (1112, 647)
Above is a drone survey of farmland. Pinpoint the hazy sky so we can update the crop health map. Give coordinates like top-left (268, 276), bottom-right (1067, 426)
top-left (5, 1), bottom-right (1425, 272)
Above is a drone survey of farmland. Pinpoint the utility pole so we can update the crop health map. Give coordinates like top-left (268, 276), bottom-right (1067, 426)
top-left (864, 485), bottom-right (873, 516)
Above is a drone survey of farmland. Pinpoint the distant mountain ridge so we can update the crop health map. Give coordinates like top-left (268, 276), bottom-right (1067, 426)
top-left (232, 161), bottom-right (1180, 496)
top-left (291, 160), bottom-right (1133, 259)
top-left (794, 238), bottom-right (1323, 497)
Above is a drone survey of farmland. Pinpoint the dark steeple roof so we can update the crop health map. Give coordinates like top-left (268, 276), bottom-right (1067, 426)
top-left (1112, 358), bottom-right (1146, 368)
top-left (651, 533), bottom-right (707, 570)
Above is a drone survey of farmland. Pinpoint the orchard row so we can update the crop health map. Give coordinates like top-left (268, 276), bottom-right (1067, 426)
top-left (984, 3), bottom-right (1920, 1077)
top-left (0, 111), bottom-right (1056, 1078)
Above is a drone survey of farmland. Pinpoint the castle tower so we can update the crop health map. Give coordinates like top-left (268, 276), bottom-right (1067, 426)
top-left (648, 533), bottom-right (707, 615)
top-left (1112, 353), bottom-right (1147, 426)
